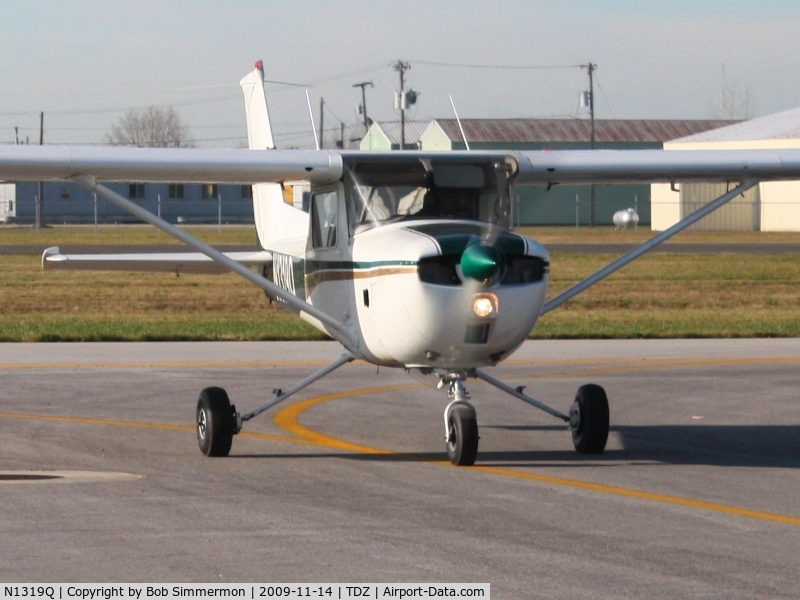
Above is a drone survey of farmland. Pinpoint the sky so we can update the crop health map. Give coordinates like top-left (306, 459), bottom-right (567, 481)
top-left (2, 0), bottom-right (800, 148)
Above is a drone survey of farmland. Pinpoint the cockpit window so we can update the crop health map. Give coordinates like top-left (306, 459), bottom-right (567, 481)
top-left (345, 159), bottom-right (511, 232)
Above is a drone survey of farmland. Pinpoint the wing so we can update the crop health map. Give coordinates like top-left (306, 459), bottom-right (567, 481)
top-left (41, 247), bottom-right (272, 274)
top-left (513, 148), bottom-right (800, 184)
top-left (0, 145), bottom-right (342, 185)
top-left (5, 146), bottom-right (800, 186)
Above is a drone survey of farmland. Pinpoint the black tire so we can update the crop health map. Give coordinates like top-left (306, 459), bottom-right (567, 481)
top-left (196, 387), bottom-right (234, 457)
top-left (446, 404), bottom-right (479, 466)
top-left (570, 384), bottom-right (610, 454)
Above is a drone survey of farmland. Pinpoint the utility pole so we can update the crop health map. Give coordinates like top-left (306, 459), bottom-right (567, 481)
top-left (393, 60), bottom-right (410, 150)
top-left (353, 81), bottom-right (373, 135)
top-left (37, 112), bottom-right (43, 232)
top-left (318, 98), bottom-right (325, 149)
top-left (581, 63), bottom-right (597, 226)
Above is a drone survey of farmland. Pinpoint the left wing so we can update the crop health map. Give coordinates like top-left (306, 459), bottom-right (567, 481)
top-left (512, 148), bottom-right (800, 184)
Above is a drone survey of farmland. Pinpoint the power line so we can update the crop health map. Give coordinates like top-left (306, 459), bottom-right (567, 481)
top-left (593, 71), bottom-right (615, 119)
top-left (0, 93), bottom-right (239, 117)
top-left (408, 59), bottom-right (582, 70)
top-left (308, 62), bottom-right (386, 86)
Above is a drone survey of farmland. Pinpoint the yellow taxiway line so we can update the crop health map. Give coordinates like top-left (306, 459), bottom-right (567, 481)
top-left (271, 385), bottom-right (800, 527)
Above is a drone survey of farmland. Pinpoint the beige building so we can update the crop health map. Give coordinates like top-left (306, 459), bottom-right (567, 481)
top-left (652, 108), bottom-right (800, 231)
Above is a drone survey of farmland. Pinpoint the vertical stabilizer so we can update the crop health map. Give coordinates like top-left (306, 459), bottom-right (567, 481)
top-left (240, 60), bottom-right (276, 151)
top-left (240, 61), bottom-right (309, 251)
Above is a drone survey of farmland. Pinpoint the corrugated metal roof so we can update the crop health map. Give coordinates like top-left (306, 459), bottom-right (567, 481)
top-left (377, 121), bottom-right (429, 145)
top-left (672, 107), bottom-right (800, 142)
top-left (434, 119), bottom-right (736, 144)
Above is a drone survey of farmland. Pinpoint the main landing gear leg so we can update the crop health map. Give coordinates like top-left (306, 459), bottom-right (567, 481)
top-left (196, 351), bottom-right (355, 457)
top-left (474, 369), bottom-right (610, 455)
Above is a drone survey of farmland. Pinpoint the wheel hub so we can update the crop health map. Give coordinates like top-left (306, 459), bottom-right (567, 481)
top-left (447, 421), bottom-right (456, 446)
top-left (197, 409), bottom-right (208, 439)
top-left (568, 402), bottom-right (581, 431)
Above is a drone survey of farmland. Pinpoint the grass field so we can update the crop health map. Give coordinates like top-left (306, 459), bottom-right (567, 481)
top-left (1, 224), bottom-right (799, 341)
top-left (0, 224), bottom-right (257, 246)
top-left (4, 223), bottom-right (800, 246)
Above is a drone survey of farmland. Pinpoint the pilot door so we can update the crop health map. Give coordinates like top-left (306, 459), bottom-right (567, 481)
top-left (305, 185), bottom-right (355, 329)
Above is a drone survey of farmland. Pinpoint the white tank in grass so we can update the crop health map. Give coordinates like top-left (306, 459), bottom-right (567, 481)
top-left (613, 208), bottom-right (639, 230)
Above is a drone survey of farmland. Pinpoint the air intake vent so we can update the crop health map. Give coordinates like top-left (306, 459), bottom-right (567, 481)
top-left (418, 255), bottom-right (461, 286)
top-left (465, 324), bottom-right (490, 344)
top-left (500, 256), bottom-right (547, 285)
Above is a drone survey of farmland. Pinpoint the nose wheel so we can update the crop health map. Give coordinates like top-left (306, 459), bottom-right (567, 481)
top-left (441, 376), bottom-right (480, 466)
top-left (446, 404), bottom-right (479, 466)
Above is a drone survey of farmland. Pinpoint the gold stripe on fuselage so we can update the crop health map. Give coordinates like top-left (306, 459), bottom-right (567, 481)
top-left (305, 266), bottom-right (418, 290)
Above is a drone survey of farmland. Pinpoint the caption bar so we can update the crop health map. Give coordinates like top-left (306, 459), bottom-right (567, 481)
top-left (2, 585), bottom-right (489, 600)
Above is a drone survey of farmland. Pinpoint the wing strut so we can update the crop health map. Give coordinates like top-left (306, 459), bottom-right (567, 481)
top-left (541, 178), bottom-right (760, 315)
top-left (71, 174), bottom-right (357, 350)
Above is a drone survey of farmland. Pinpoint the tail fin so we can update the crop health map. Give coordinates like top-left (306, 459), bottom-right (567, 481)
top-left (240, 60), bottom-right (276, 151)
top-left (240, 61), bottom-right (308, 251)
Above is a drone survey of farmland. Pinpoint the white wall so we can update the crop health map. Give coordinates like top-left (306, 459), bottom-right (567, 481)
top-left (651, 138), bottom-right (800, 231)
top-left (650, 183), bottom-right (680, 231)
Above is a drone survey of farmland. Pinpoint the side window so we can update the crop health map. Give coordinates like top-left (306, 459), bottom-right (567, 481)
top-left (129, 183), bottom-right (145, 199)
top-left (311, 190), bottom-right (338, 248)
top-left (169, 184), bottom-right (185, 199)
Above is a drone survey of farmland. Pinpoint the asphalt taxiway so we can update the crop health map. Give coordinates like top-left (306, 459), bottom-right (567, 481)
top-left (1, 340), bottom-right (799, 597)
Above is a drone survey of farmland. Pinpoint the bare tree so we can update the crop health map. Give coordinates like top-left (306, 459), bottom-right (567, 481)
top-left (711, 66), bottom-right (757, 121)
top-left (105, 106), bottom-right (193, 147)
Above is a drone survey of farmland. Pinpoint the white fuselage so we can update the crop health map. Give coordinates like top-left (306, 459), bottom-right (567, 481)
top-left (297, 219), bottom-right (550, 369)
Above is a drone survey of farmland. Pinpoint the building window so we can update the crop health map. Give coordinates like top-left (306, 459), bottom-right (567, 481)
top-left (60, 187), bottom-right (71, 199)
top-left (240, 185), bottom-right (253, 199)
top-left (201, 184), bottom-right (218, 199)
top-left (129, 184), bottom-right (145, 199)
top-left (168, 184), bottom-right (184, 199)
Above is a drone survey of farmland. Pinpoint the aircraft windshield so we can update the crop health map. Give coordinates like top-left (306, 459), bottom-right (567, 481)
top-left (345, 159), bottom-right (512, 232)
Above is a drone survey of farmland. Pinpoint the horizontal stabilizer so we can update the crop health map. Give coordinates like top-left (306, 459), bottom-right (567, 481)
top-left (42, 246), bottom-right (272, 274)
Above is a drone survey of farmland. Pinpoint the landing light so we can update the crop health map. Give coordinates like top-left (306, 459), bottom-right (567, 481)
top-left (472, 295), bottom-right (497, 318)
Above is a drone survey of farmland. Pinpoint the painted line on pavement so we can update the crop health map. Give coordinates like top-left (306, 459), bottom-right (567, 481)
top-left (272, 384), bottom-right (800, 527)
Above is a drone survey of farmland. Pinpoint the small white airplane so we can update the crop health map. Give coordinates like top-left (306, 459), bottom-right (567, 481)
top-left (2, 61), bottom-right (800, 465)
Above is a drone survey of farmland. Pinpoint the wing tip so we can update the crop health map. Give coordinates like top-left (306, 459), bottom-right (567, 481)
top-left (42, 246), bottom-right (63, 269)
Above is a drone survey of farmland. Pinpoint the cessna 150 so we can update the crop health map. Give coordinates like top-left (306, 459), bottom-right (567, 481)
top-left (2, 61), bottom-right (800, 465)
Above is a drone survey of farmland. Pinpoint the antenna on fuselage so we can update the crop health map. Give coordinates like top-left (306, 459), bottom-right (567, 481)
top-left (449, 95), bottom-right (470, 151)
top-left (306, 90), bottom-right (320, 150)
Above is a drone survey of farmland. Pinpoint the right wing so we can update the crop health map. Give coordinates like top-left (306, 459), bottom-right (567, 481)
top-left (42, 246), bottom-right (271, 274)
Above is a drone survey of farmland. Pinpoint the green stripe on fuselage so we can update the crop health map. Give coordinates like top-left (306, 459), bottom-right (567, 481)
top-left (406, 222), bottom-right (526, 256)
